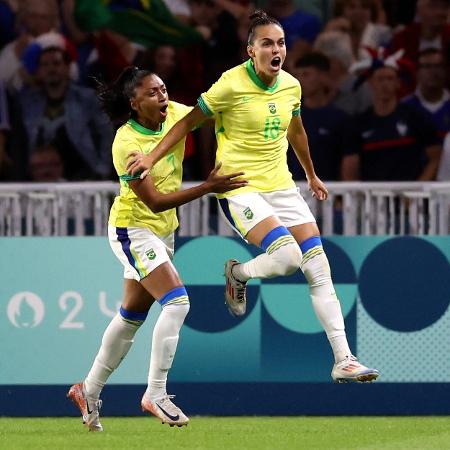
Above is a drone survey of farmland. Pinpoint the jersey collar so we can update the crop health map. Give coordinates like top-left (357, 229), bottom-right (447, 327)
top-left (128, 118), bottom-right (164, 135)
top-left (245, 59), bottom-right (280, 93)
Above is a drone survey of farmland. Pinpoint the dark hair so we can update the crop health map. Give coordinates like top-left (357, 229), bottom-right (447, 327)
top-left (295, 52), bottom-right (331, 71)
top-left (247, 10), bottom-right (283, 45)
top-left (96, 66), bottom-right (154, 127)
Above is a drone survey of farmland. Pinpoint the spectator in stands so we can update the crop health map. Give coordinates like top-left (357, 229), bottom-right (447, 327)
top-left (289, 52), bottom-right (353, 181)
top-left (60, 0), bottom-right (95, 85)
top-left (402, 48), bottom-right (450, 143)
top-left (11, 44), bottom-right (113, 181)
top-left (0, 0), bottom-right (60, 90)
top-left (326, 0), bottom-right (391, 61)
top-left (85, 30), bottom-right (143, 86)
top-left (0, 81), bottom-right (12, 180)
top-left (437, 131), bottom-right (450, 179)
top-left (164, 0), bottom-right (191, 24)
top-left (382, 0), bottom-right (418, 27)
top-left (0, 0), bottom-right (17, 48)
top-left (267, 0), bottom-right (321, 71)
top-left (343, 51), bottom-right (442, 181)
top-left (190, 0), bottom-right (243, 86)
top-left (28, 145), bottom-right (65, 182)
top-left (314, 30), bottom-right (372, 115)
top-left (390, 0), bottom-right (450, 63)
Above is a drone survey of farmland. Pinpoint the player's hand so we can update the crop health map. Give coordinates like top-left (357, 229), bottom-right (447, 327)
top-left (126, 152), bottom-right (153, 179)
top-left (308, 175), bottom-right (328, 201)
top-left (204, 162), bottom-right (248, 193)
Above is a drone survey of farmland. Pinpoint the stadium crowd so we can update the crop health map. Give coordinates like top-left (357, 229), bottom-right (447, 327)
top-left (0, 0), bottom-right (449, 182)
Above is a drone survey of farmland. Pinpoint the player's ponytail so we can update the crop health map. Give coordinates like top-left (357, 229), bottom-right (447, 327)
top-left (96, 66), bottom-right (154, 127)
top-left (247, 10), bottom-right (283, 45)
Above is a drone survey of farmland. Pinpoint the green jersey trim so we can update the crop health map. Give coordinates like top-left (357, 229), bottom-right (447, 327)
top-left (245, 59), bottom-right (280, 93)
top-left (119, 173), bottom-right (143, 181)
top-left (197, 96), bottom-right (214, 116)
top-left (292, 108), bottom-right (301, 117)
top-left (128, 119), bottom-right (164, 135)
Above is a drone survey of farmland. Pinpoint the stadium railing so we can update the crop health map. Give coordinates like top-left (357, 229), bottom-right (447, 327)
top-left (0, 181), bottom-right (449, 236)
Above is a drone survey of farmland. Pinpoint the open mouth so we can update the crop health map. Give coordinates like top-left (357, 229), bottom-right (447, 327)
top-left (159, 104), bottom-right (168, 118)
top-left (271, 57), bottom-right (281, 70)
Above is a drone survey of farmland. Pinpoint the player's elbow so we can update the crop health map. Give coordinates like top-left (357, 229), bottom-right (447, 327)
top-left (148, 200), bottom-right (165, 213)
top-left (142, 195), bottom-right (165, 213)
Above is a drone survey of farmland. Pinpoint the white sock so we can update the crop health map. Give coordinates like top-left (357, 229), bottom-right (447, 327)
top-left (233, 237), bottom-right (301, 281)
top-left (84, 312), bottom-right (143, 399)
top-left (147, 303), bottom-right (190, 401)
top-left (301, 246), bottom-right (351, 363)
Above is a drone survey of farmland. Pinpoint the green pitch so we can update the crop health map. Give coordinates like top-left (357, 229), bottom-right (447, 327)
top-left (1, 417), bottom-right (450, 450)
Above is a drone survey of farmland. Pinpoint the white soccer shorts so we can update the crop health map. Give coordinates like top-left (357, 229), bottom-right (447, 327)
top-left (108, 224), bottom-right (175, 281)
top-left (218, 187), bottom-right (316, 238)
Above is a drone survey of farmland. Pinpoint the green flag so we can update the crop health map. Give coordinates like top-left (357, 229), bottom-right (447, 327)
top-left (74, 0), bottom-right (203, 47)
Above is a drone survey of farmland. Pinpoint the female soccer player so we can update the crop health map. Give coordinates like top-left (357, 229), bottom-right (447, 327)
top-left (126, 11), bottom-right (379, 384)
top-left (67, 67), bottom-right (247, 431)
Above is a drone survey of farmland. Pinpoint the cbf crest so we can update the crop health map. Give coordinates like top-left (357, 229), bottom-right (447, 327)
top-left (146, 248), bottom-right (156, 260)
top-left (243, 207), bottom-right (254, 220)
top-left (268, 103), bottom-right (277, 114)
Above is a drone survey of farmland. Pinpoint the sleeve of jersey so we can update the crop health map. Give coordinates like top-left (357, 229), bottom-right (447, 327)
top-left (197, 73), bottom-right (232, 117)
top-left (115, 137), bottom-right (144, 182)
top-left (292, 82), bottom-right (301, 117)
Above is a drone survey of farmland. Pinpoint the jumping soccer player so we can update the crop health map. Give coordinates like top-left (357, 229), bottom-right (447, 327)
top-left (126, 11), bottom-right (379, 384)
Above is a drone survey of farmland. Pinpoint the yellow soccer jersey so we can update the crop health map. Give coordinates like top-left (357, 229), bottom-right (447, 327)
top-left (109, 101), bottom-right (192, 236)
top-left (198, 59), bottom-right (301, 198)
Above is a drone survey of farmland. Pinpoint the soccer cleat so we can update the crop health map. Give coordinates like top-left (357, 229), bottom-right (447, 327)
top-left (331, 355), bottom-right (379, 383)
top-left (141, 393), bottom-right (189, 427)
top-left (224, 259), bottom-right (247, 316)
top-left (67, 382), bottom-right (103, 432)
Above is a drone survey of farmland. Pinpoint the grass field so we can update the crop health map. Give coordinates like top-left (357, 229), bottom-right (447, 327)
top-left (1, 417), bottom-right (450, 450)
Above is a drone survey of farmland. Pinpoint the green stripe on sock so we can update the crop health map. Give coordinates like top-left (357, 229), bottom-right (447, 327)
top-left (266, 236), bottom-right (297, 255)
top-left (301, 246), bottom-right (324, 267)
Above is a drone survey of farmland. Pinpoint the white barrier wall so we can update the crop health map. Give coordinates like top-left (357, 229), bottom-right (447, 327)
top-left (0, 181), bottom-right (449, 236)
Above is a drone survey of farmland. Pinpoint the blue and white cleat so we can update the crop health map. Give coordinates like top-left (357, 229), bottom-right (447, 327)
top-left (141, 393), bottom-right (189, 427)
top-left (331, 355), bottom-right (379, 383)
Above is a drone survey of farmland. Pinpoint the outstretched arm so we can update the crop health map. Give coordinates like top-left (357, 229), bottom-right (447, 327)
top-left (129, 163), bottom-right (247, 213)
top-left (287, 115), bottom-right (328, 201)
top-left (127, 105), bottom-right (208, 179)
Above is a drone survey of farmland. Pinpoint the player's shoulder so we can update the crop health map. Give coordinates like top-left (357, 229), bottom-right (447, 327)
top-left (168, 100), bottom-right (193, 119)
top-left (280, 69), bottom-right (300, 89)
top-left (218, 62), bottom-right (248, 83)
top-left (168, 100), bottom-right (191, 113)
top-left (113, 122), bottom-right (137, 147)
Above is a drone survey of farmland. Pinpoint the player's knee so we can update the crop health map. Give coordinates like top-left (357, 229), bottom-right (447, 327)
top-left (304, 256), bottom-right (332, 287)
top-left (158, 286), bottom-right (190, 321)
top-left (158, 286), bottom-right (189, 307)
top-left (261, 226), bottom-right (301, 277)
top-left (281, 243), bottom-right (302, 275)
top-left (119, 306), bottom-right (149, 326)
top-left (270, 242), bottom-right (302, 276)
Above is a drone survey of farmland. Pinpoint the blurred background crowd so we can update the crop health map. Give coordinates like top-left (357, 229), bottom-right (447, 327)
top-left (0, 0), bottom-right (449, 183)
